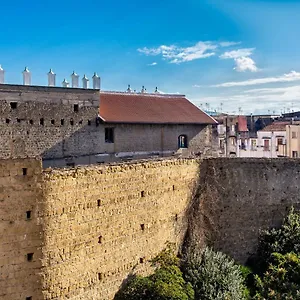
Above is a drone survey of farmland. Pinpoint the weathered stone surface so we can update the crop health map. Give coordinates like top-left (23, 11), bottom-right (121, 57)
top-left (2, 157), bottom-right (299, 299)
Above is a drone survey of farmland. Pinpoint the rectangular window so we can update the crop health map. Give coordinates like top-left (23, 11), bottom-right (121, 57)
top-left (277, 138), bottom-right (283, 145)
top-left (264, 139), bottom-right (270, 151)
top-left (105, 128), bottom-right (114, 143)
top-left (292, 132), bottom-right (297, 139)
top-left (251, 139), bottom-right (257, 150)
top-left (292, 151), bottom-right (298, 158)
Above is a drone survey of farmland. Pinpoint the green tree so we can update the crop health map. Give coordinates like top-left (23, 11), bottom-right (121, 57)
top-left (252, 207), bottom-right (300, 274)
top-left (254, 252), bottom-right (300, 299)
top-left (184, 247), bottom-right (247, 300)
top-left (114, 244), bottom-right (194, 300)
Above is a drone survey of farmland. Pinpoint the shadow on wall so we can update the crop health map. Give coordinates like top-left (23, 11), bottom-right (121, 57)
top-left (181, 158), bottom-right (300, 264)
top-left (42, 123), bottom-right (217, 168)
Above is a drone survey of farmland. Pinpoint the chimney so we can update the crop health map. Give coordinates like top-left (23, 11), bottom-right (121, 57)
top-left (22, 67), bottom-right (31, 85)
top-left (62, 79), bottom-right (69, 88)
top-left (82, 74), bottom-right (89, 89)
top-left (92, 72), bottom-right (101, 89)
top-left (126, 84), bottom-right (132, 93)
top-left (71, 71), bottom-right (79, 88)
top-left (0, 65), bottom-right (4, 84)
top-left (141, 86), bottom-right (146, 93)
top-left (47, 69), bottom-right (56, 87)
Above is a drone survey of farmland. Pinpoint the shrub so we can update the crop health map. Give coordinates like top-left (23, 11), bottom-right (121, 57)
top-left (253, 252), bottom-right (300, 299)
top-left (252, 207), bottom-right (300, 274)
top-left (184, 247), bottom-right (247, 300)
top-left (114, 244), bottom-right (194, 300)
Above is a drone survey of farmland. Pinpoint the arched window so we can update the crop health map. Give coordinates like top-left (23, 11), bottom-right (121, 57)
top-left (178, 135), bottom-right (188, 148)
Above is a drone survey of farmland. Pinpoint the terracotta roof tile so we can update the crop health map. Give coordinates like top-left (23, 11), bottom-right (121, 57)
top-left (238, 116), bottom-right (248, 132)
top-left (99, 92), bottom-right (217, 124)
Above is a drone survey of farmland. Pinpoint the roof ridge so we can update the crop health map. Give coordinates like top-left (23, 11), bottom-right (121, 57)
top-left (100, 90), bottom-right (186, 98)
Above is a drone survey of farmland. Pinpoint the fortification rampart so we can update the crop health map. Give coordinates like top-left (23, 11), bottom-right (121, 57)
top-left (1, 157), bottom-right (300, 299)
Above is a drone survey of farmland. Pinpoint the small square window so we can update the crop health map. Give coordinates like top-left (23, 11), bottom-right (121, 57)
top-left (98, 236), bottom-right (103, 244)
top-left (22, 168), bottom-right (27, 175)
top-left (140, 224), bottom-right (145, 231)
top-left (51, 119), bottom-right (55, 125)
top-left (88, 120), bottom-right (91, 126)
top-left (29, 120), bottom-right (34, 125)
top-left (6, 119), bottom-right (10, 124)
top-left (141, 191), bottom-right (145, 197)
top-left (27, 253), bottom-right (34, 261)
top-left (97, 199), bottom-right (101, 207)
top-left (61, 119), bottom-right (64, 125)
top-left (40, 118), bottom-right (44, 126)
top-left (105, 128), bottom-right (114, 143)
top-left (139, 257), bottom-right (144, 263)
top-left (98, 273), bottom-right (103, 281)
top-left (26, 211), bottom-right (31, 219)
top-left (10, 102), bottom-right (17, 109)
top-left (17, 118), bottom-right (21, 123)
top-left (70, 119), bottom-right (74, 126)
top-left (74, 104), bottom-right (79, 112)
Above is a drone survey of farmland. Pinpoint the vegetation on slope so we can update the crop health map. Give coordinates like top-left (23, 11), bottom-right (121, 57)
top-left (114, 208), bottom-right (300, 300)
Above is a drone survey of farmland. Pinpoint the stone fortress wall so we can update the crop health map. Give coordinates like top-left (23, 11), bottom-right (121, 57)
top-left (1, 157), bottom-right (300, 299)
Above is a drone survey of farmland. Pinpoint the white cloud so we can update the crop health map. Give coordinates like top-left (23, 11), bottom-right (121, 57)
top-left (219, 41), bottom-right (241, 47)
top-left (137, 41), bottom-right (244, 64)
top-left (212, 71), bottom-right (300, 87)
top-left (192, 84), bottom-right (300, 115)
top-left (148, 62), bottom-right (157, 66)
top-left (234, 56), bottom-right (258, 72)
top-left (220, 48), bottom-right (258, 72)
top-left (220, 48), bottom-right (255, 59)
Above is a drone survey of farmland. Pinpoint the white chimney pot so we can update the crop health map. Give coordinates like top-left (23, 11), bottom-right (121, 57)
top-left (22, 67), bottom-right (31, 85)
top-left (82, 74), bottom-right (89, 89)
top-left (71, 71), bottom-right (79, 88)
top-left (0, 65), bottom-right (4, 84)
top-left (92, 72), bottom-right (101, 89)
top-left (62, 79), bottom-right (69, 88)
top-left (47, 69), bottom-right (56, 87)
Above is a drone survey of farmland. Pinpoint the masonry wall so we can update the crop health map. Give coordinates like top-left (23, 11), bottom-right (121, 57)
top-left (40, 159), bottom-right (199, 300)
top-left (2, 157), bottom-right (300, 300)
top-left (0, 158), bottom-right (43, 300)
top-left (185, 158), bottom-right (300, 264)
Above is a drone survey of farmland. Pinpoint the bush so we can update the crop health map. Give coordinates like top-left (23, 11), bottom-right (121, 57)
top-left (252, 207), bottom-right (300, 274)
top-left (253, 252), bottom-right (300, 299)
top-left (184, 247), bottom-right (247, 300)
top-left (114, 244), bottom-right (194, 300)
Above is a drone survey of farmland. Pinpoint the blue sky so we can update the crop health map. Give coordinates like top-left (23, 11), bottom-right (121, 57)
top-left (1, 0), bottom-right (300, 114)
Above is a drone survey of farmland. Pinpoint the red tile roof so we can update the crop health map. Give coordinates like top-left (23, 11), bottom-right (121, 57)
top-left (260, 122), bottom-right (290, 132)
top-left (238, 116), bottom-right (248, 132)
top-left (99, 92), bottom-right (217, 124)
